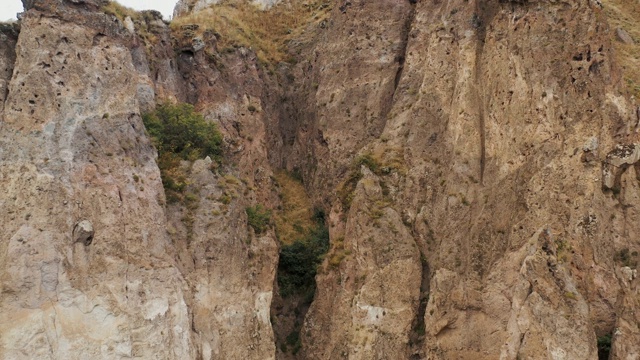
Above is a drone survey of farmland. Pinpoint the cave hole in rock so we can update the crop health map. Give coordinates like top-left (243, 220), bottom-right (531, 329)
top-left (73, 219), bottom-right (94, 246)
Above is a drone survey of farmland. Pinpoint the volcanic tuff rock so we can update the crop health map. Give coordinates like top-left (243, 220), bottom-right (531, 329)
top-left (1, 0), bottom-right (640, 359)
top-left (173, 0), bottom-right (280, 17)
top-left (279, 0), bottom-right (640, 358)
top-left (0, 3), bottom-right (193, 358)
top-left (1, 0), bottom-right (284, 358)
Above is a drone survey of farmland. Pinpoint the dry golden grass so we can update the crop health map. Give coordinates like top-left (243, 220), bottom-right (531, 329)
top-left (273, 170), bottom-right (316, 245)
top-left (102, 1), bottom-right (160, 45)
top-left (602, 0), bottom-right (640, 97)
top-left (170, 0), bottom-right (332, 64)
top-left (102, 1), bottom-right (140, 22)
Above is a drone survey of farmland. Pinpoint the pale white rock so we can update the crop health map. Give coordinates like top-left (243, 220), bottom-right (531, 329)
top-left (124, 16), bottom-right (135, 33)
top-left (173, 0), bottom-right (280, 17)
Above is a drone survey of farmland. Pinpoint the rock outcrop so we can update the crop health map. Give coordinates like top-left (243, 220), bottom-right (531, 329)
top-left (283, 0), bottom-right (640, 359)
top-left (2, 0), bottom-right (640, 359)
top-left (173, 0), bottom-right (279, 17)
top-left (0, 3), bottom-right (193, 358)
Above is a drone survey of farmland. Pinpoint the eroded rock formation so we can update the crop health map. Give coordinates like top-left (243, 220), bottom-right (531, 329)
top-left (1, 0), bottom-right (639, 359)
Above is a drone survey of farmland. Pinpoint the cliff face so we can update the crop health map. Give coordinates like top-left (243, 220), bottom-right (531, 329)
top-left (283, 0), bottom-right (640, 358)
top-left (1, 0), bottom-right (639, 359)
top-left (0, 1), bottom-right (281, 359)
top-left (0, 1), bottom-right (194, 358)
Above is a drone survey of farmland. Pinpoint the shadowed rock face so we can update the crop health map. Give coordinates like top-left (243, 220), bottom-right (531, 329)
top-left (1, 0), bottom-right (640, 359)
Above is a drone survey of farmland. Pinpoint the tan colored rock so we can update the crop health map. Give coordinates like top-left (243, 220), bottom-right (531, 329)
top-left (0, 23), bottom-right (18, 121)
top-left (3, 0), bottom-right (640, 358)
top-left (289, 0), bottom-right (640, 359)
top-left (616, 28), bottom-right (635, 44)
top-left (139, 13), bottom-right (281, 359)
top-left (173, 0), bottom-right (280, 18)
top-left (0, 9), bottom-right (193, 360)
top-left (302, 167), bottom-right (421, 359)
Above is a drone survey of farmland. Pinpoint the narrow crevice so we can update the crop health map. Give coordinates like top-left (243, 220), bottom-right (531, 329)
top-left (409, 253), bottom-right (430, 358)
top-left (472, 1), bottom-right (501, 185)
top-left (271, 224), bottom-right (328, 359)
top-left (393, 1), bottom-right (416, 94)
top-left (383, 0), bottom-right (416, 120)
top-left (0, 22), bottom-right (20, 122)
top-left (597, 330), bottom-right (613, 360)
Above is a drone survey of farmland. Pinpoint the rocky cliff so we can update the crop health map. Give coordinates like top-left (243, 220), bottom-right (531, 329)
top-left (1, 0), bottom-right (639, 359)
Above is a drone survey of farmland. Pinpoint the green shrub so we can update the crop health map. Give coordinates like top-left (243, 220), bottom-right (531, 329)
top-left (277, 222), bottom-right (329, 299)
top-left (597, 333), bottom-right (612, 360)
top-left (143, 102), bottom-right (223, 203)
top-left (143, 102), bottom-right (223, 163)
top-left (246, 205), bottom-right (272, 234)
top-left (614, 248), bottom-right (638, 268)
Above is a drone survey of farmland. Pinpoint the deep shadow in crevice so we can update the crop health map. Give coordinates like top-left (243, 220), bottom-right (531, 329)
top-left (409, 254), bottom-right (430, 358)
top-left (597, 332), bottom-right (612, 360)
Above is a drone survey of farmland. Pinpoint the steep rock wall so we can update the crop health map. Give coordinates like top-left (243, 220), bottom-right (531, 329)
top-left (291, 0), bottom-right (640, 359)
top-left (1, 0), bottom-right (640, 359)
top-left (124, 11), bottom-right (282, 359)
top-left (0, 4), bottom-right (194, 359)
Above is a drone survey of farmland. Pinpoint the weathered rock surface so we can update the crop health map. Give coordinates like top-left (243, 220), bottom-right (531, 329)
top-left (156, 28), bottom-right (282, 358)
top-left (0, 6), bottom-right (193, 359)
top-left (616, 28), bottom-right (635, 44)
top-left (0, 23), bottom-right (18, 122)
top-left (2, 0), bottom-right (640, 359)
top-left (173, 0), bottom-right (280, 18)
top-left (284, 0), bottom-right (640, 359)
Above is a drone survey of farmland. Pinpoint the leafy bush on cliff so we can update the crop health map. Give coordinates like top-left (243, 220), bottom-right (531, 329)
top-left (246, 205), bottom-right (272, 234)
top-left (143, 102), bottom-right (223, 202)
top-left (143, 102), bottom-right (223, 162)
top-left (277, 215), bottom-right (329, 299)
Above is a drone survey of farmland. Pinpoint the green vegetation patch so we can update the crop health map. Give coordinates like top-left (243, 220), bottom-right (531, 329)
top-left (246, 205), bottom-right (272, 234)
top-left (143, 102), bottom-right (223, 203)
top-left (144, 102), bottom-right (223, 162)
top-left (614, 247), bottom-right (638, 268)
top-left (597, 333), bottom-right (612, 360)
top-left (277, 211), bottom-right (329, 299)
